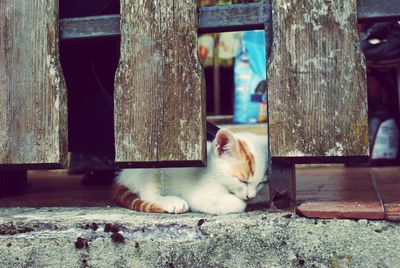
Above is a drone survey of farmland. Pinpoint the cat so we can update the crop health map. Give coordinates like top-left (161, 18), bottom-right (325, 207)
top-left (113, 128), bottom-right (268, 214)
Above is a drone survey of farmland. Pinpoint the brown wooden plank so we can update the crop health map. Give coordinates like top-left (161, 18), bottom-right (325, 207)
top-left (296, 167), bottom-right (385, 220)
top-left (0, 167), bottom-right (394, 217)
top-left (0, 171), bottom-right (112, 207)
top-left (371, 167), bottom-right (400, 222)
top-left (267, 0), bottom-right (369, 159)
top-left (114, 0), bottom-right (206, 167)
top-left (0, 0), bottom-right (67, 166)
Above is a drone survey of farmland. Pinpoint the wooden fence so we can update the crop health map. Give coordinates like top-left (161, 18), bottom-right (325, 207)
top-left (1, 0), bottom-right (399, 205)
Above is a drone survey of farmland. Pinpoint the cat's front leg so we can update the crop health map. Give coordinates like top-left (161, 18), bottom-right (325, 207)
top-left (135, 175), bottom-right (189, 214)
top-left (140, 191), bottom-right (189, 214)
top-left (155, 196), bottom-right (189, 214)
top-left (188, 194), bottom-right (246, 215)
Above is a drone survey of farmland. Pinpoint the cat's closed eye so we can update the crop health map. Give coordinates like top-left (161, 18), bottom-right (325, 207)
top-left (235, 177), bottom-right (248, 184)
top-left (258, 180), bottom-right (268, 186)
top-left (256, 180), bottom-right (268, 190)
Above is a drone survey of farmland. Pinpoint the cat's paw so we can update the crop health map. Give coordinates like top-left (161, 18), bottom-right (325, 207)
top-left (159, 196), bottom-right (189, 214)
top-left (215, 195), bottom-right (247, 214)
top-left (190, 194), bottom-right (246, 214)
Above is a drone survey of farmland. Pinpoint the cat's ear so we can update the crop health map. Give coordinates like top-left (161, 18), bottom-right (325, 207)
top-left (215, 129), bottom-right (236, 157)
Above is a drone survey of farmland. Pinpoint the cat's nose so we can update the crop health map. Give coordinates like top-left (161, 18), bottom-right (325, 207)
top-left (246, 195), bottom-right (254, 201)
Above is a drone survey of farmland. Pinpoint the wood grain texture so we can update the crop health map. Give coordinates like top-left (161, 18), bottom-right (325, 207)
top-left (0, 171), bottom-right (113, 207)
top-left (357, 0), bottom-right (400, 22)
top-left (296, 167), bottom-right (385, 220)
top-left (269, 162), bottom-right (296, 210)
top-left (267, 0), bottom-right (369, 158)
top-left (59, 1), bottom-right (400, 41)
top-left (198, 2), bottom-right (268, 33)
top-left (371, 167), bottom-right (400, 222)
top-left (0, 0), bottom-right (67, 166)
top-left (114, 0), bottom-right (206, 166)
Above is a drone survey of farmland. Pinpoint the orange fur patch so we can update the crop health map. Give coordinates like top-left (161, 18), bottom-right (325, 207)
top-left (112, 184), bottom-right (164, 213)
top-left (230, 139), bottom-right (255, 181)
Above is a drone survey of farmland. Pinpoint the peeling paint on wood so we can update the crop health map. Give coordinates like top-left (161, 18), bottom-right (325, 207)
top-left (114, 0), bottom-right (206, 166)
top-left (267, 0), bottom-right (369, 158)
top-left (0, 0), bottom-right (68, 166)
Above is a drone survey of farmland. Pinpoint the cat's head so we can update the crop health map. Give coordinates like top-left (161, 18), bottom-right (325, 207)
top-left (211, 129), bottom-right (268, 201)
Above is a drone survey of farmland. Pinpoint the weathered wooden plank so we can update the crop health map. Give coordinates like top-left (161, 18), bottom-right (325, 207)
top-left (114, 0), bottom-right (206, 167)
top-left (269, 161), bottom-right (296, 210)
top-left (59, 1), bottom-right (400, 40)
top-left (60, 15), bottom-right (120, 40)
top-left (198, 2), bottom-right (269, 33)
top-left (59, 3), bottom-right (269, 40)
top-left (296, 167), bottom-right (385, 220)
top-left (371, 167), bottom-right (400, 222)
top-left (0, 0), bottom-right (68, 166)
top-left (267, 0), bottom-right (369, 159)
top-left (357, 0), bottom-right (400, 22)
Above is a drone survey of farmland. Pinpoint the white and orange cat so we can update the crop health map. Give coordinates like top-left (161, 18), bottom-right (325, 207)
top-left (113, 129), bottom-right (268, 214)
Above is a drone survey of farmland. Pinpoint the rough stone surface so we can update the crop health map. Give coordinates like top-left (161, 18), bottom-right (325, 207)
top-left (0, 208), bottom-right (399, 267)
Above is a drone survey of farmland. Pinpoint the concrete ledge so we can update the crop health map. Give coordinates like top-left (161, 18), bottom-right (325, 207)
top-left (0, 208), bottom-right (399, 267)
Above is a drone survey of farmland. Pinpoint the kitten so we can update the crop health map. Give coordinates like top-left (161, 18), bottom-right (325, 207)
top-left (113, 129), bottom-right (268, 214)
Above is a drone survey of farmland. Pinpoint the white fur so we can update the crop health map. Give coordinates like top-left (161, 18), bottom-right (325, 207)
top-left (116, 130), bottom-right (268, 214)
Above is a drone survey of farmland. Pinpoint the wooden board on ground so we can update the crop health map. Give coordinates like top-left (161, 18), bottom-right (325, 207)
top-left (114, 0), bottom-right (206, 167)
top-left (0, 0), bottom-right (67, 168)
top-left (296, 167), bottom-right (385, 220)
top-left (371, 167), bottom-right (400, 222)
top-left (0, 171), bottom-right (113, 207)
top-left (267, 0), bottom-right (369, 159)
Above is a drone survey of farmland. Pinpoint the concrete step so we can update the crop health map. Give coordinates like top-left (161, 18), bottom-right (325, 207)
top-left (1, 208), bottom-right (399, 267)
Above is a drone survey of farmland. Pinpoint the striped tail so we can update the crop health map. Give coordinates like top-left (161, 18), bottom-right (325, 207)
top-left (112, 184), bottom-right (165, 213)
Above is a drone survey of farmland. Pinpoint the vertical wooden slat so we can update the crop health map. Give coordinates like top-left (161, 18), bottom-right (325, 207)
top-left (114, 0), bottom-right (206, 167)
top-left (269, 161), bottom-right (296, 210)
top-left (267, 0), bottom-right (369, 159)
top-left (0, 0), bottom-right (67, 166)
top-left (212, 33), bottom-right (221, 115)
top-left (396, 66), bottom-right (400, 114)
